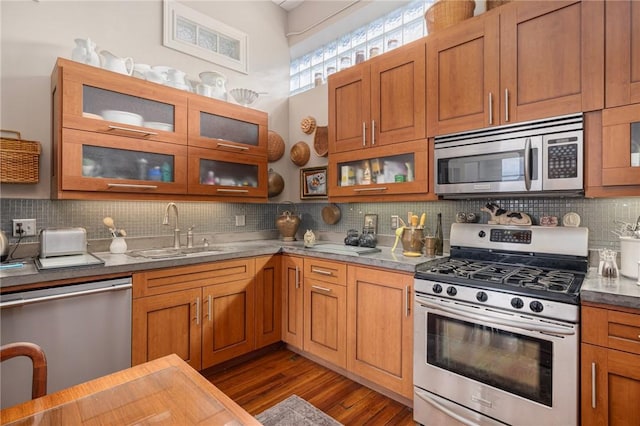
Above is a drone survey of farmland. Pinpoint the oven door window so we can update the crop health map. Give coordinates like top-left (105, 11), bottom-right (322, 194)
top-left (426, 313), bottom-right (552, 407)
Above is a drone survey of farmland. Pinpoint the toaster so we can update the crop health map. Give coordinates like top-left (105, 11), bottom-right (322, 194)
top-left (39, 227), bottom-right (88, 258)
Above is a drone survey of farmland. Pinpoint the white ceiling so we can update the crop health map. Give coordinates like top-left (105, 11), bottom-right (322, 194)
top-left (271, 0), bottom-right (305, 12)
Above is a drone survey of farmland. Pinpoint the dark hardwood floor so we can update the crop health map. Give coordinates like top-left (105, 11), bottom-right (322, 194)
top-left (205, 347), bottom-right (416, 425)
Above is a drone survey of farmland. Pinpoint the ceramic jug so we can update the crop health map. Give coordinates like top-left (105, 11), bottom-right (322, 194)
top-left (100, 50), bottom-right (134, 76)
top-left (72, 38), bottom-right (100, 66)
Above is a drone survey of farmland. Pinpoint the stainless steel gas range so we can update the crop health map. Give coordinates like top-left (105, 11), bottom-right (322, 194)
top-left (413, 223), bottom-right (589, 426)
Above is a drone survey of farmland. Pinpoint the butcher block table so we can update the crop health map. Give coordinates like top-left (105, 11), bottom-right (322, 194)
top-left (0, 354), bottom-right (261, 425)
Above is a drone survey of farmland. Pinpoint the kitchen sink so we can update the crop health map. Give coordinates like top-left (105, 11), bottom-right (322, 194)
top-left (127, 247), bottom-right (224, 259)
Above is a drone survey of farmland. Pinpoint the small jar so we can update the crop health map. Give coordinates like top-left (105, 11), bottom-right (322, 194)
top-left (314, 72), bottom-right (323, 87)
top-left (369, 47), bottom-right (380, 58)
top-left (340, 56), bottom-right (351, 70)
top-left (148, 166), bottom-right (162, 181)
top-left (387, 39), bottom-right (398, 50)
top-left (355, 50), bottom-right (365, 64)
top-left (326, 66), bottom-right (336, 76)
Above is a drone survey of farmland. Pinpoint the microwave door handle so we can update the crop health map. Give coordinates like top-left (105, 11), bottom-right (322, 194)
top-left (524, 137), bottom-right (532, 191)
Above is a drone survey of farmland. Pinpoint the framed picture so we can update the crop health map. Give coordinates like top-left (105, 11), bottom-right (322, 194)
top-left (300, 166), bottom-right (328, 199)
top-left (363, 214), bottom-right (378, 233)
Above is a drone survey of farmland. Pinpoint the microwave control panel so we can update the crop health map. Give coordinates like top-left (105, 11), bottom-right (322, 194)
top-left (546, 137), bottom-right (578, 179)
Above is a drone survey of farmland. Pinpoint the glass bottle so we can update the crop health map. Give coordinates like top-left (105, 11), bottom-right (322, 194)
top-left (435, 213), bottom-right (443, 256)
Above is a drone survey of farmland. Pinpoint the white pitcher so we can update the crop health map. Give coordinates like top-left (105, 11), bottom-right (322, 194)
top-left (100, 50), bottom-right (134, 76)
top-left (72, 38), bottom-right (100, 66)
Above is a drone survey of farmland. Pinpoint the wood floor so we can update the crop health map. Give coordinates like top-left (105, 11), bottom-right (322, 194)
top-left (205, 347), bottom-right (416, 425)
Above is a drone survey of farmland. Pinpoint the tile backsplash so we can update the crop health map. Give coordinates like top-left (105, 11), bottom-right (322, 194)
top-left (1, 197), bottom-right (638, 251)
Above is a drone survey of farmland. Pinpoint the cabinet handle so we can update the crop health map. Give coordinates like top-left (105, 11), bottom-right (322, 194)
top-left (216, 188), bottom-right (249, 193)
top-left (353, 187), bottom-right (388, 192)
top-left (362, 122), bottom-right (366, 147)
top-left (488, 92), bottom-right (493, 125)
top-left (217, 142), bottom-right (249, 151)
top-left (107, 125), bottom-right (158, 136)
top-left (295, 265), bottom-right (300, 289)
top-left (405, 285), bottom-right (411, 317)
top-left (371, 120), bottom-right (376, 146)
top-left (504, 89), bottom-right (510, 122)
top-left (194, 297), bottom-right (201, 325)
top-left (591, 362), bottom-right (597, 409)
top-left (207, 295), bottom-right (212, 322)
top-left (311, 285), bottom-right (332, 293)
top-left (311, 268), bottom-right (333, 276)
top-left (107, 183), bottom-right (159, 190)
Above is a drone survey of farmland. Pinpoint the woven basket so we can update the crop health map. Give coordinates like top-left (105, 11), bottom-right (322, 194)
top-left (0, 130), bottom-right (41, 183)
top-left (267, 130), bottom-right (285, 162)
top-left (290, 141), bottom-right (310, 167)
top-left (425, 0), bottom-right (476, 33)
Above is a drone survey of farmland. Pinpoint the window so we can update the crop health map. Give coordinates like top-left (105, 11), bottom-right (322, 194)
top-left (290, 0), bottom-right (435, 95)
top-left (163, 0), bottom-right (248, 74)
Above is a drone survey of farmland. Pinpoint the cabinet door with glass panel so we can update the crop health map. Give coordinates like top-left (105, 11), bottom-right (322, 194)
top-left (328, 140), bottom-right (435, 202)
top-left (187, 147), bottom-right (267, 199)
top-left (55, 128), bottom-right (187, 197)
top-left (188, 96), bottom-right (267, 158)
top-left (54, 58), bottom-right (188, 146)
top-left (600, 104), bottom-right (640, 187)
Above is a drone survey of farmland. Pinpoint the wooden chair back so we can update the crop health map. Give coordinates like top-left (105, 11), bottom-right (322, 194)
top-left (1, 342), bottom-right (48, 399)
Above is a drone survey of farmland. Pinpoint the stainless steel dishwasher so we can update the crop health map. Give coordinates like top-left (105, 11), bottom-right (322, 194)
top-left (1, 277), bottom-right (132, 409)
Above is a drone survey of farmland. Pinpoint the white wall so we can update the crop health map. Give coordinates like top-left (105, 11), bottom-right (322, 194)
top-left (0, 0), bottom-right (290, 200)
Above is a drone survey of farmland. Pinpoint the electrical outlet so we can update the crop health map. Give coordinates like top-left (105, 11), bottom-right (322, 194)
top-left (235, 215), bottom-right (246, 227)
top-left (391, 215), bottom-right (399, 229)
top-left (12, 218), bottom-right (37, 237)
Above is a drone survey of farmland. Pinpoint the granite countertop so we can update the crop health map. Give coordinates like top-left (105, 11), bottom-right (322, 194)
top-left (3, 240), bottom-right (639, 311)
top-left (0, 239), bottom-right (432, 290)
top-left (580, 268), bottom-right (640, 310)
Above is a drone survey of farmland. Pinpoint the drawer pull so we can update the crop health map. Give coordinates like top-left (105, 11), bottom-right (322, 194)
top-left (353, 187), bottom-right (388, 192)
top-left (107, 183), bottom-right (159, 190)
top-left (311, 268), bottom-right (333, 276)
top-left (217, 142), bottom-right (249, 151)
top-left (311, 285), bottom-right (332, 293)
top-left (107, 125), bottom-right (158, 136)
top-left (216, 188), bottom-right (249, 193)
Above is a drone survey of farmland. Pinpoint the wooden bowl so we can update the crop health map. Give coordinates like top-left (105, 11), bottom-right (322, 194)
top-left (290, 141), bottom-right (310, 166)
top-left (322, 204), bottom-right (341, 225)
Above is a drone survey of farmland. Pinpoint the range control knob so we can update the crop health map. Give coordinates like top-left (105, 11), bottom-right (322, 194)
top-left (432, 284), bottom-right (443, 294)
top-left (478, 230), bottom-right (486, 238)
top-left (530, 300), bottom-right (544, 313)
top-left (511, 297), bottom-right (524, 309)
top-left (446, 286), bottom-right (457, 297)
top-left (476, 291), bottom-right (488, 302)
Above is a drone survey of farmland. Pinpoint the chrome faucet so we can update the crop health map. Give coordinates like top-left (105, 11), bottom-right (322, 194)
top-left (162, 202), bottom-right (180, 249)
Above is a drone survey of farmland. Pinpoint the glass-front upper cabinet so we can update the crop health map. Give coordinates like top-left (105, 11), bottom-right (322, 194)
top-left (188, 96), bottom-right (267, 157)
top-left (187, 147), bottom-right (267, 199)
top-left (56, 129), bottom-right (188, 196)
top-left (53, 58), bottom-right (188, 145)
top-left (328, 141), bottom-right (434, 201)
top-left (601, 103), bottom-right (640, 187)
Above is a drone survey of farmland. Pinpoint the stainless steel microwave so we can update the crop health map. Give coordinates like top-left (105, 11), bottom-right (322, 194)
top-left (434, 113), bottom-right (584, 198)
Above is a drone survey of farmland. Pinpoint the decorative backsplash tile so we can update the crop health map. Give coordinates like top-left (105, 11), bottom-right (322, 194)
top-left (1, 197), bottom-right (638, 251)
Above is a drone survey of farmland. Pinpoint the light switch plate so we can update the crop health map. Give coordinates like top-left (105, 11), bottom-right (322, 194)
top-left (235, 215), bottom-right (246, 227)
top-left (391, 215), bottom-right (399, 229)
top-left (12, 218), bottom-right (36, 237)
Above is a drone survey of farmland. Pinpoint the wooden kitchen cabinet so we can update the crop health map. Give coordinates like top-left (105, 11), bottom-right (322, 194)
top-left (580, 303), bottom-right (640, 426)
top-left (132, 259), bottom-right (257, 370)
top-left (347, 266), bottom-right (413, 399)
top-left (281, 255), bottom-right (304, 349)
top-left (51, 57), bottom-right (268, 201)
top-left (255, 256), bottom-right (281, 349)
top-left (605, 0), bottom-right (640, 108)
top-left (303, 258), bottom-right (347, 368)
top-left (327, 40), bottom-right (433, 202)
top-left (427, 0), bottom-right (603, 136)
top-left (328, 40), bottom-right (425, 153)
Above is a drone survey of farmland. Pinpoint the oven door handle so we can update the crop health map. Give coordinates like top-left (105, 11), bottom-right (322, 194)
top-left (415, 388), bottom-right (481, 426)
top-left (416, 297), bottom-right (575, 336)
